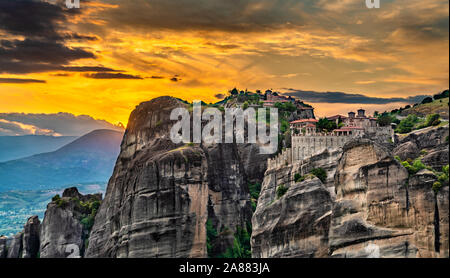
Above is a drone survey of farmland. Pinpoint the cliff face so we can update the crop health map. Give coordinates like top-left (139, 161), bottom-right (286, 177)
top-left (252, 138), bottom-right (449, 258)
top-left (394, 125), bottom-right (449, 170)
top-left (39, 187), bottom-right (102, 258)
top-left (237, 143), bottom-right (270, 184)
top-left (252, 177), bottom-right (332, 258)
top-left (86, 97), bottom-right (252, 258)
top-left (0, 236), bottom-right (6, 258)
top-left (21, 215), bottom-right (40, 258)
top-left (331, 140), bottom-right (448, 257)
top-left (330, 140), bottom-right (412, 257)
top-left (6, 232), bottom-right (22, 258)
top-left (251, 148), bottom-right (341, 258)
top-left (4, 187), bottom-right (101, 258)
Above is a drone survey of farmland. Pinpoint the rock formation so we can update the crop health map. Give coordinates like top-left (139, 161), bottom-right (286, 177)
top-left (22, 215), bottom-right (40, 258)
top-left (251, 146), bottom-right (344, 258)
top-left (86, 97), bottom-right (252, 258)
top-left (252, 177), bottom-right (332, 257)
top-left (394, 125), bottom-right (449, 170)
top-left (39, 187), bottom-right (102, 258)
top-left (4, 97), bottom-right (447, 259)
top-left (237, 143), bottom-right (270, 184)
top-left (0, 236), bottom-right (7, 258)
top-left (252, 138), bottom-right (449, 258)
top-left (6, 232), bottom-right (23, 258)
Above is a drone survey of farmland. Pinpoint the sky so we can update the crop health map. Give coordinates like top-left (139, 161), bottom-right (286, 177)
top-left (0, 0), bottom-right (448, 129)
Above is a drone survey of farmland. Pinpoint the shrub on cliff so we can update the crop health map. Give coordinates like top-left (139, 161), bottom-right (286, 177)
top-left (311, 168), bottom-right (327, 183)
top-left (206, 220), bottom-right (218, 257)
top-left (437, 165), bottom-right (449, 186)
top-left (80, 215), bottom-right (95, 231)
top-left (52, 194), bottom-right (61, 202)
top-left (422, 113), bottom-right (441, 128)
top-left (294, 173), bottom-right (305, 183)
top-left (221, 225), bottom-right (251, 258)
top-left (401, 159), bottom-right (427, 175)
top-left (248, 182), bottom-right (261, 212)
top-left (276, 184), bottom-right (288, 198)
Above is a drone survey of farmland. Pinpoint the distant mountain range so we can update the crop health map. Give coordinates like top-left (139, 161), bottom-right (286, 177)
top-left (0, 135), bottom-right (78, 162)
top-left (0, 129), bottom-right (123, 192)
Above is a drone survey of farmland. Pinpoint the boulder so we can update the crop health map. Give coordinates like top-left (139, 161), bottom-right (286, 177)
top-left (422, 145), bottom-right (449, 171)
top-left (393, 141), bottom-right (420, 161)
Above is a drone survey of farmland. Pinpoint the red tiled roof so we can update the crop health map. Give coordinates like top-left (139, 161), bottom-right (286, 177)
top-left (290, 118), bottom-right (318, 124)
top-left (306, 123), bottom-right (316, 127)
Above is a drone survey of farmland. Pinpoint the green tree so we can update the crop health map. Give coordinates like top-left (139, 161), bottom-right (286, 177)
top-left (425, 113), bottom-right (441, 126)
top-left (377, 113), bottom-right (393, 127)
top-left (206, 220), bottom-right (218, 257)
top-left (316, 118), bottom-right (336, 132)
top-left (311, 168), bottom-right (327, 183)
top-left (433, 90), bottom-right (449, 100)
top-left (421, 97), bottom-right (433, 104)
top-left (395, 114), bottom-right (419, 133)
top-left (229, 88), bottom-right (239, 95)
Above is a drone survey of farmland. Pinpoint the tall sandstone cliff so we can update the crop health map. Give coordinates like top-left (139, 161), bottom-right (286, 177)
top-left (86, 97), bottom-right (252, 258)
top-left (252, 138), bottom-right (449, 258)
top-left (40, 187), bottom-right (102, 258)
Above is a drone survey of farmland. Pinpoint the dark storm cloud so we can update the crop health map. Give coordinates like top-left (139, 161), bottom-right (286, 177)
top-left (0, 0), bottom-right (107, 74)
top-left (0, 78), bottom-right (46, 84)
top-left (283, 89), bottom-right (430, 104)
top-left (0, 39), bottom-right (96, 74)
top-left (101, 0), bottom-right (305, 32)
top-left (0, 0), bottom-right (67, 39)
top-left (61, 33), bottom-right (100, 41)
top-left (0, 39), bottom-right (95, 65)
top-left (83, 73), bottom-right (143, 79)
top-left (60, 66), bottom-right (120, 72)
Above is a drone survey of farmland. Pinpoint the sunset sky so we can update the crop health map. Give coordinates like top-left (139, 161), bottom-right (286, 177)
top-left (0, 0), bottom-right (448, 129)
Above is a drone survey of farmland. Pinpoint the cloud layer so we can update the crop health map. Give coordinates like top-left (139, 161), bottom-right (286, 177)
top-left (0, 112), bottom-right (124, 136)
top-left (283, 89), bottom-right (429, 104)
